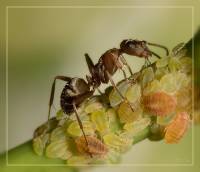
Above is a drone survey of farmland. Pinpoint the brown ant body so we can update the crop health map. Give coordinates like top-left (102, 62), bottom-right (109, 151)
top-left (47, 39), bottom-right (169, 157)
top-left (84, 39), bottom-right (169, 107)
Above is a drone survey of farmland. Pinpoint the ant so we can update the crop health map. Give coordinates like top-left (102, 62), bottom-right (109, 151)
top-left (46, 39), bottom-right (169, 157)
top-left (84, 39), bottom-right (169, 110)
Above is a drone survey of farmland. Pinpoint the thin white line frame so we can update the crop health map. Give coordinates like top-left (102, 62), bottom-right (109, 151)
top-left (5, 5), bottom-right (194, 167)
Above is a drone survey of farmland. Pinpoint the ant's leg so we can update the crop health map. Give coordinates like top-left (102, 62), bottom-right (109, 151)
top-left (72, 102), bottom-right (92, 158)
top-left (120, 55), bottom-right (133, 75)
top-left (106, 71), bottom-right (125, 99)
top-left (106, 71), bottom-right (135, 112)
top-left (147, 58), bottom-right (151, 65)
top-left (48, 76), bottom-right (71, 121)
top-left (150, 50), bottom-right (162, 59)
top-left (144, 57), bottom-right (151, 66)
top-left (120, 68), bottom-right (128, 81)
top-left (147, 42), bottom-right (169, 56)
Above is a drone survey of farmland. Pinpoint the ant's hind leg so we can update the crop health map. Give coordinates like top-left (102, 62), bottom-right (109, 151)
top-left (48, 76), bottom-right (71, 122)
top-left (72, 102), bottom-right (93, 158)
top-left (106, 71), bottom-right (135, 112)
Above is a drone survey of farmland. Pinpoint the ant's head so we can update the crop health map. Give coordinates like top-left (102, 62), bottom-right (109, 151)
top-left (120, 39), bottom-right (151, 58)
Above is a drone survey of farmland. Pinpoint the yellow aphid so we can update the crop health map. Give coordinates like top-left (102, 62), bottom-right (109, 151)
top-left (141, 67), bottom-right (155, 88)
top-left (75, 136), bottom-right (108, 156)
top-left (50, 127), bottom-right (66, 142)
top-left (46, 140), bottom-right (72, 159)
top-left (67, 121), bottom-right (95, 137)
top-left (84, 101), bottom-right (104, 114)
top-left (143, 91), bottom-right (177, 116)
top-left (91, 110), bottom-right (109, 135)
top-left (33, 133), bottom-right (49, 156)
top-left (160, 73), bottom-right (177, 93)
top-left (118, 102), bottom-right (141, 123)
top-left (123, 117), bottom-right (151, 137)
top-left (109, 80), bottom-right (131, 107)
top-left (106, 108), bottom-right (121, 132)
top-left (143, 79), bottom-right (162, 95)
top-left (164, 112), bottom-right (190, 143)
top-left (106, 108), bottom-right (118, 123)
top-left (125, 83), bottom-right (141, 103)
top-left (103, 133), bottom-right (132, 152)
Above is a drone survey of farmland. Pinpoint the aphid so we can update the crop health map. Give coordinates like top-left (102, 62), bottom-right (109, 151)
top-left (46, 140), bottom-right (72, 159)
top-left (118, 102), bottom-right (141, 123)
top-left (67, 120), bottom-right (95, 137)
top-left (103, 133), bottom-right (132, 153)
top-left (75, 136), bottom-right (108, 156)
top-left (84, 96), bottom-right (104, 113)
top-left (123, 117), bottom-right (151, 136)
top-left (164, 112), bottom-right (190, 143)
top-left (91, 110), bottom-right (109, 136)
top-left (142, 91), bottom-right (177, 116)
top-left (34, 117), bottom-right (58, 138)
top-left (109, 79), bottom-right (131, 107)
top-left (33, 133), bottom-right (49, 156)
top-left (50, 127), bottom-right (66, 142)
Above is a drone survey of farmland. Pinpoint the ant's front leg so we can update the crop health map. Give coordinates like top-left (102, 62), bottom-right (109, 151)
top-left (143, 57), bottom-right (152, 68)
top-left (48, 76), bottom-right (72, 121)
top-left (120, 68), bottom-right (128, 81)
top-left (105, 71), bottom-right (135, 112)
top-left (72, 102), bottom-right (93, 158)
top-left (120, 55), bottom-right (133, 76)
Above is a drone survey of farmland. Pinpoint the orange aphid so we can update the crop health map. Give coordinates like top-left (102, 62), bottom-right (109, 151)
top-left (75, 136), bottom-right (108, 156)
top-left (164, 112), bottom-right (190, 143)
top-left (143, 91), bottom-right (177, 116)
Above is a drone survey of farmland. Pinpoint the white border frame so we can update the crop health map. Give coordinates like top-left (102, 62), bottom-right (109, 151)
top-left (5, 5), bottom-right (194, 167)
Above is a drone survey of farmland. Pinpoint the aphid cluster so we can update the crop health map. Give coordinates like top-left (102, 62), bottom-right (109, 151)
top-left (33, 40), bottom-right (192, 165)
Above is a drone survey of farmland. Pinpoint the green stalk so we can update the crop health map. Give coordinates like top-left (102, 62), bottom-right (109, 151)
top-left (0, 127), bottom-right (150, 172)
top-left (0, 141), bottom-right (77, 172)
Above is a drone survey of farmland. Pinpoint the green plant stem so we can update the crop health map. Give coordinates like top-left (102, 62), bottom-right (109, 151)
top-left (0, 127), bottom-right (150, 172)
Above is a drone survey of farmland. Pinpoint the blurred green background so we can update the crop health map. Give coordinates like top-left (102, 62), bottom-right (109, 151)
top-left (0, 0), bottom-right (200, 172)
